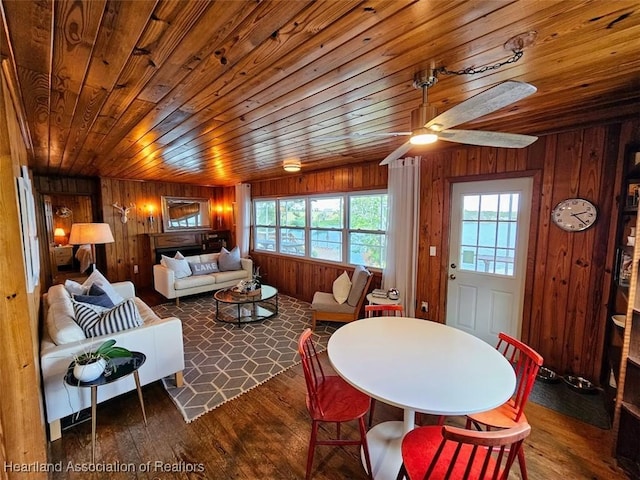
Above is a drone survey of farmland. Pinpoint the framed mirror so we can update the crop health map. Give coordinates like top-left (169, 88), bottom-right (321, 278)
top-left (161, 196), bottom-right (212, 231)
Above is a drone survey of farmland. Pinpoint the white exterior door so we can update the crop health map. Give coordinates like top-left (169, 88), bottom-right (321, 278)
top-left (445, 178), bottom-right (533, 346)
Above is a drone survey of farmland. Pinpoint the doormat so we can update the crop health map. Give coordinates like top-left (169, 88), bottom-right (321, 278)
top-left (152, 293), bottom-right (337, 423)
top-left (529, 379), bottom-right (611, 429)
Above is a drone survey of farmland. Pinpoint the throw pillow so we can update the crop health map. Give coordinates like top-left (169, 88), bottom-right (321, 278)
top-left (347, 265), bottom-right (371, 307)
top-left (332, 271), bottom-right (352, 304)
top-left (82, 269), bottom-right (125, 305)
top-left (218, 246), bottom-right (242, 271)
top-left (73, 284), bottom-right (115, 308)
top-left (190, 261), bottom-right (219, 275)
top-left (73, 298), bottom-right (143, 337)
top-left (160, 254), bottom-right (192, 279)
top-left (64, 279), bottom-right (87, 296)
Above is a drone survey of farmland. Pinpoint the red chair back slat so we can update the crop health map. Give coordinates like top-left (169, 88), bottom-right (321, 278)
top-left (496, 332), bottom-right (543, 422)
top-left (298, 328), bottom-right (326, 416)
top-left (405, 423), bottom-right (531, 480)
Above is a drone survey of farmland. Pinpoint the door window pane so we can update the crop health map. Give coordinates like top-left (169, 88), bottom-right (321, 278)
top-left (459, 192), bottom-right (519, 276)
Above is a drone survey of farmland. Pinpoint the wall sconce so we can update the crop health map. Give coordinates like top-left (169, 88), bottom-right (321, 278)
top-left (146, 205), bottom-right (155, 225)
top-left (216, 205), bottom-right (223, 228)
top-left (54, 228), bottom-right (66, 246)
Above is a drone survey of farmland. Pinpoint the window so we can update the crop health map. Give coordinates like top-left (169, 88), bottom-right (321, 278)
top-left (310, 197), bottom-right (343, 262)
top-left (253, 192), bottom-right (387, 268)
top-left (459, 193), bottom-right (519, 276)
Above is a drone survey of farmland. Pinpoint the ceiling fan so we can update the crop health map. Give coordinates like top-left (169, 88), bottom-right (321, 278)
top-left (379, 72), bottom-right (538, 166)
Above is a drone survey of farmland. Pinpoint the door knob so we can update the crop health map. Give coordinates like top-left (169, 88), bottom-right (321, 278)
top-left (449, 274), bottom-right (456, 280)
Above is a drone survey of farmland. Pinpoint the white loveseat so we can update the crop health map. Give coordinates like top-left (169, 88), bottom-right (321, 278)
top-left (41, 281), bottom-right (184, 441)
top-left (153, 252), bottom-right (253, 305)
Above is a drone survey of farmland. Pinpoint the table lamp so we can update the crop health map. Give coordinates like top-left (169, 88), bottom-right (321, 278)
top-left (68, 223), bottom-right (114, 271)
top-left (53, 228), bottom-right (66, 246)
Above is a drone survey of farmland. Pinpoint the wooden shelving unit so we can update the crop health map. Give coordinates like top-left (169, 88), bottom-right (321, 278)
top-left (612, 144), bottom-right (640, 477)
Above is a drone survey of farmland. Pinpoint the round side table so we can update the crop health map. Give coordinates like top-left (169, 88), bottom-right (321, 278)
top-left (64, 352), bottom-right (147, 462)
top-left (366, 293), bottom-right (401, 306)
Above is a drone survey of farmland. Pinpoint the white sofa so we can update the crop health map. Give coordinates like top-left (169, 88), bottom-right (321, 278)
top-left (41, 281), bottom-right (184, 441)
top-left (153, 252), bottom-right (252, 305)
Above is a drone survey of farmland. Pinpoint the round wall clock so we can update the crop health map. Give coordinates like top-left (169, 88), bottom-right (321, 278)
top-left (551, 198), bottom-right (598, 231)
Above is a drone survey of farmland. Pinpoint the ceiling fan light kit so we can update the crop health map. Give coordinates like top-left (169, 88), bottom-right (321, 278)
top-left (410, 103), bottom-right (439, 145)
top-left (410, 129), bottom-right (438, 145)
top-left (283, 158), bottom-right (301, 172)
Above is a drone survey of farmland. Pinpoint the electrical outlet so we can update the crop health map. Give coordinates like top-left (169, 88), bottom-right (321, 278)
top-left (133, 264), bottom-right (139, 274)
top-left (421, 301), bottom-right (428, 313)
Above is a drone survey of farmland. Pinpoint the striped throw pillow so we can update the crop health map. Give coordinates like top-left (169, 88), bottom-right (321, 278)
top-left (72, 299), bottom-right (143, 337)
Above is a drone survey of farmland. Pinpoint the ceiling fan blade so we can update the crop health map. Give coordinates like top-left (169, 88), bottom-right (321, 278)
top-left (312, 132), bottom-right (410, 142)
top-left (379, 140), bottom-right (412, 165)
top-left (438, 129), bottom-right (538, 148)
top-left (425, 81), bottom-right (536, 131)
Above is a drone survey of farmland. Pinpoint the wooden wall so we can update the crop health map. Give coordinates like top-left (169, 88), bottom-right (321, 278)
top-left (251, 121), bottom-right (640, 382)
top-left (99, 178), bottom-right (234, 288)
top-left (0, 68), bottom-right (47, 476)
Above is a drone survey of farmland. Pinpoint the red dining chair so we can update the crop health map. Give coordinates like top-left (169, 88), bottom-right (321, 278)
top-left (465, 332), bottom-right (543, 480)
top-left (364, 304), bottom-right (404, 317)
top-left (364, 303), bottom-right (404, 427)
top-left (396, 422), bottom-right (531, 480)
top-left (297, 328), bottom-right (373, 480)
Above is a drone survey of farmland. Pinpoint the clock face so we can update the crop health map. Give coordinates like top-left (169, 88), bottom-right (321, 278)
top-left (552, 198), bottom-right (597, 231)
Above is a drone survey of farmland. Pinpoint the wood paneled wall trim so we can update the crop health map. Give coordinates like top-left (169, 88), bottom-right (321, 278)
top-left (0, 68), bottom-right (46, 477)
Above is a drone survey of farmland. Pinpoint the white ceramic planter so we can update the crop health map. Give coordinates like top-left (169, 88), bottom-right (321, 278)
top-left (73, 358), bottom-right (107, 382)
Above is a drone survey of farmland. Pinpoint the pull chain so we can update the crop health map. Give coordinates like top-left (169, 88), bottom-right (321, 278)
top-left (436, 50), bottom-right (524, 77)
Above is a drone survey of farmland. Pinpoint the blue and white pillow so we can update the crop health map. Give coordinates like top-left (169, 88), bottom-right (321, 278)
top-left (73, 284), bottom-right (115, 308)
top-left (72, 298), bottom-right (143, 337)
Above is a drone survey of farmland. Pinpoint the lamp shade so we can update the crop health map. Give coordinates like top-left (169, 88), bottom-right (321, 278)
top-left (68, 223), bottom-right (114, 245)
top-left (53, 228), bottom-right (66, 237)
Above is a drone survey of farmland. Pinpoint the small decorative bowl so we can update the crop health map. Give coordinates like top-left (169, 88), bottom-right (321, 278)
top-left (537, 366), bottom-right (561, 383)
top-left (563, 375), bottom-right (597, 394)
top-left (611, 314), bottom-right (626, 328)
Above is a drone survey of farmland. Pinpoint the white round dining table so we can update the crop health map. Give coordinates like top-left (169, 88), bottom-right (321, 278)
top-left (327, 316), bottom-right (516, 480)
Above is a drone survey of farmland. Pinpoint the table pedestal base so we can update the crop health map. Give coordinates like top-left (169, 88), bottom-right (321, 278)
top-left (362, 420), bottom-right (405, 480)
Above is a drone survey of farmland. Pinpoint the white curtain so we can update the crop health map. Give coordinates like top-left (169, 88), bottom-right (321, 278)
top-left (382, 156), bottom-right (421, 316)
top-left (235, 183), bottom-right (251, 257)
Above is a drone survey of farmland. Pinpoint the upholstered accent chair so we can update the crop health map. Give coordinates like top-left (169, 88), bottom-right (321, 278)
top-left (310, 265), bottom-right (373, 330)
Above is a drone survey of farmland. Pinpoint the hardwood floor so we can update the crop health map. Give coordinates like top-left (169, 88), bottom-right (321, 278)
top-left (47, 350), bottom-right (628, 480)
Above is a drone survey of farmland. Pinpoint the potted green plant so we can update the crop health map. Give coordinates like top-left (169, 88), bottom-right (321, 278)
top-left (72, 339), bottom-right (132, 382)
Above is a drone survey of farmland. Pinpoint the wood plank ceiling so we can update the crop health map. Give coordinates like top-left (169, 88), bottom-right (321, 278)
top-left (1, 0), bottom-right (639, 186)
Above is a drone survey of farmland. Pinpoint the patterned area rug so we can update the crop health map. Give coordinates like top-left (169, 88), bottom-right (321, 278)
top-left (153, 293), bottom-right (337, 423)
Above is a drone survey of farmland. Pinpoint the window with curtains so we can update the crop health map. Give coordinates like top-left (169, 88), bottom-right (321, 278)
top-left (253, 191), bottom-right (388, 268)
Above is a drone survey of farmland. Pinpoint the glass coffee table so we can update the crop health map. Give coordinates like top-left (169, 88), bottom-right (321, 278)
top-left (214, 284), bottom-right (278, 325)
